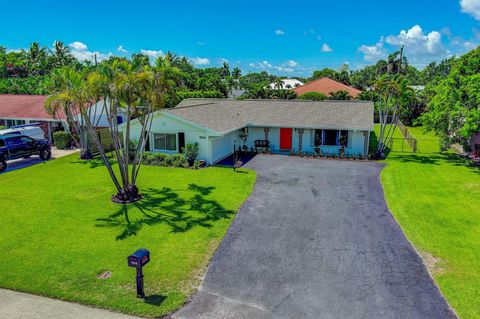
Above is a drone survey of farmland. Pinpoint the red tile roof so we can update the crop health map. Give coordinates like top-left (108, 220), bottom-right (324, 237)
top-left (0, 94), bottom-right (66, 120)
top-left (293, 77), bottom-right (362, 98)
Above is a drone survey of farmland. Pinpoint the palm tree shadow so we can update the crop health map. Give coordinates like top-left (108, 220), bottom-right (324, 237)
top-left (95, 184), bottom-right (234, 240)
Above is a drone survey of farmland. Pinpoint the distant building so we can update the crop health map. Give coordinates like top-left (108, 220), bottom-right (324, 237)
top-left (294, 77), bottom-right (362, 98)
top-left (268, 79), bottom-right (304, 90)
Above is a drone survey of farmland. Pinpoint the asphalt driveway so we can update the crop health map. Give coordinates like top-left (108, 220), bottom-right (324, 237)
top-left (175, 155), bottom-right (456, 319)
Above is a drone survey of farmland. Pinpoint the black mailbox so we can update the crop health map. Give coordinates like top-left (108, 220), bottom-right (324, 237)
top-left (127, 248), bottom-right (150, 298)
top-left (128, 248), bottom-right (150, 268)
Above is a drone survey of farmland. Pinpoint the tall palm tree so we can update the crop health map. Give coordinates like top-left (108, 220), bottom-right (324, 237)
top-left (50, 41), bottom-right (74, 67)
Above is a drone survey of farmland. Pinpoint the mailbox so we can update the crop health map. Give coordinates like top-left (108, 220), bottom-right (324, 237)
top-left (128, 248), bottom-right (150, 268)
top-left (127, 248), bottom-right (150, 298)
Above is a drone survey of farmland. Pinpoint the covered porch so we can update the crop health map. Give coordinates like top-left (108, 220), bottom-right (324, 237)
top-left (232, 126), bottom-right (370, 158)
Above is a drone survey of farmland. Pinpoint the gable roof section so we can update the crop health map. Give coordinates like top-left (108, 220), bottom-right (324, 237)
top-left (0, 94), bottom-right (66, 120)
top-left (293, 78), bottom-right (362, 98)
top-left (164, 99), bottom-right (374, 135)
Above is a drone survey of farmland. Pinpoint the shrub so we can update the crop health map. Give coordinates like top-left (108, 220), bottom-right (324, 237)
top-left (182, 143), bottom-right (199, 164)
top-left (53, 131), bottom-right (71, 149)
top-left (0, 125), bottom-right (5, 130)
top-left (298, 92), bottom-right (327, 101)
top-left (193, 160), bottom-right (201, 169)
top-left (128, 140), bottom-right (138, 160)
top-left (142, 152), bottom-right (191, 168)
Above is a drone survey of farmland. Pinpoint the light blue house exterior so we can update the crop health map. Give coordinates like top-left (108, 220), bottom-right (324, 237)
top-left (127, 99), bottom-right (374, 164)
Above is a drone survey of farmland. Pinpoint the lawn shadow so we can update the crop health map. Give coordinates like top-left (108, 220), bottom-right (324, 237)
top-left (387, 151), bottom-right (480, 174)
top-left (95, 183), bottom-right (234, 240)
top-left (144, 294), bottom-right (166, 306)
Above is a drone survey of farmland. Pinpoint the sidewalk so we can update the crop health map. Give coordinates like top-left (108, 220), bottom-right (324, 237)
top-left (0, 289), bottom-right (140, 319)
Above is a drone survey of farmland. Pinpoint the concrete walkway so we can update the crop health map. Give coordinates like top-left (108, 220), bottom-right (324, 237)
top-left (0, 289), bottom-right (140, 319)
top-left (175, 155), bottom-right (456, 319)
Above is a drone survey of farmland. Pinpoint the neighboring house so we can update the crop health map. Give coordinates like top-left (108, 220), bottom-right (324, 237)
top-left (0, 95), bottom-right (127, 142)
top-left (126, 98), bottom-right (373, 165)
top-left (294, 77), bottom-right (362, 98)
top-left (227, 89), bottom-right (246, 98)
top-left (268, 79), bottom-right (304, 90)
top-left (0, 95), bottom-right (67, 142)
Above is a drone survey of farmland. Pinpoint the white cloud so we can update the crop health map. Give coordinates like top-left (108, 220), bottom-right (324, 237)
top-left (140, 49), bottom-right (164, 59)
top-left (357, 25), bottom-right (471, 67)
top-left (191, 57), bottom-right (210, 65)
top-left (275, 29), bottom-right (285, 36)
top-left (284, 60), bottom-right (298, 68)
top-left (274, 66), bottom-right (294, 73)
top-left (260, 60), bottom-right (272, 68)
top-left (248, 63), bottom-right (256, 68)
top-left (461, 0), bottom-right (480, 20)
top-left (385, 25), bottom-right (445, 56)
top-left (196, 41), bottom-right (206, 46)
top-left (321, 43), bottom-right (333, 52)
top-left (69, 41), bottom-right (88, 51)
top-left (358, 41), bottom-right (386, 61)
top-left (218, 57), bottom-right (229, 64)
top-left (68, 41), bottom-right (112, 62)
top-left (117, 45), bottom-right (128, 54)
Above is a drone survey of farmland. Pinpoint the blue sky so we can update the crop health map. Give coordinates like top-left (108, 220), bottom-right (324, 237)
top-left (1, 0), bottom-right (479, 76)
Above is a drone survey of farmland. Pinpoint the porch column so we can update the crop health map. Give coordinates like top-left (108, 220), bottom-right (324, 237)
top-left (263, 127), bottom-right (270, 153)
top-left (298, 129), bottom-right (304, 155)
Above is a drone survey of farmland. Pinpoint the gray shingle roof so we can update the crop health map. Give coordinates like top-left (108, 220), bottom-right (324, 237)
top-left (164, 99), bottom-right (374, 135)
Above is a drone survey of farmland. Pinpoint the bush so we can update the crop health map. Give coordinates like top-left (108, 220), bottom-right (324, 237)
top-left (53, 131), bottom-right (71, 149)
top-left (142, 152), bottom-right (191, 168)
top-left (0, 125), bottom-right (5, 130)
top-left (298, 92), bottom-right (327, 101)
top-left (128, 140), bottom-right (138, 160)
top-left (182, 143), bottom-right (199, 164)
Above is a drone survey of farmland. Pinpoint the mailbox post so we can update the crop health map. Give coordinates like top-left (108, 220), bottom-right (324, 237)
top-left (127, 248), bottom-right (150, 298)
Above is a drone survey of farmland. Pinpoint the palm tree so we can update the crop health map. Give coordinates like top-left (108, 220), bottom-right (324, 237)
top-left (328, 90), bottom-right (351, 100)
top-left (22, 42), bottom-right (49, 75)
top-left (374, 75), bottom-right (414, 157)
top-left (232, 67), bottom-right (241, 79)
top-left (45, 67), bottom-right (93, 159)
top-left (50, 41), bottom-right (75, 67)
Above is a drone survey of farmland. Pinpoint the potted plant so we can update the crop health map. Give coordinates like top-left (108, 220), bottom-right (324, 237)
top-left (339, 135), bottom-right (347, 159)
top-left (183, 143), bottom-right (199, 166)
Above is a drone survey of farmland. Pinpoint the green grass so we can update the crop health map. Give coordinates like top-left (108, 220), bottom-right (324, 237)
top-left (407, 126), bottom-right (442, 153)
top-left (379, 127), bottom-right (480, 318)
top-left (0, 155), bottom-right (256, 317)
top-left (373, 124), bottom-right (413, 153)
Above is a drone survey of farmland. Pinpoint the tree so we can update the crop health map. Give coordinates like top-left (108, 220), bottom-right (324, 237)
top-left (298, 92), bottom-right (327, 101)
top-left (50, 41), bottom-right (75, 67)
top-left (45, 67), bottom-right (97, 159)
top-left (420, 47), bottom-right (480, 150)
top-left (232, 67), bottom-right (241, 79)
top-left (375, 75), bottom-right (414, 157)
top-left (328, 90), bottom-right (352, 100)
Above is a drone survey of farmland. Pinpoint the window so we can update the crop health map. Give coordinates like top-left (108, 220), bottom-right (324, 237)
top-left (21, 136), bottom-right (34, 144)
top-left (7, 137), bottom-right (23, 146)
top-left (324, 130), bottom-right (338, 146)
top-left (339, 130), bottom-right (349, 147)
top-left (153, 133), bottom-right (177, 151)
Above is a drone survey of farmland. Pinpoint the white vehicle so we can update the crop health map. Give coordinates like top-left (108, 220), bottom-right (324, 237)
top-left (0, 124), bottom-right (46, 141)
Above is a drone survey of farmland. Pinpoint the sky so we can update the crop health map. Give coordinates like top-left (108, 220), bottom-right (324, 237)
top-left (1, 0), bottom-right (480, 76)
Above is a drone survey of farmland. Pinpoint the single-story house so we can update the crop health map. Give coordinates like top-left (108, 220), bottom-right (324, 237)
top-left (0, 94), bottom-right (67, 142)
top-left (127, 99), bottom-right (374, 165)
top-left (294, 77), bottom-right (362, 98)
top-left (0, 95), bottom-right (126, 142)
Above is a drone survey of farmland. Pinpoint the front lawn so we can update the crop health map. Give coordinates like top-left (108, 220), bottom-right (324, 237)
top-left (379, 128), bottom-right (480, 318)
top-left (0, 154), bottom-right (256, 317)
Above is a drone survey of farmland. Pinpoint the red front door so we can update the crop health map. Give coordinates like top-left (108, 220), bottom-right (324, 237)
top-left (280, 128), bottom-right (293, 150)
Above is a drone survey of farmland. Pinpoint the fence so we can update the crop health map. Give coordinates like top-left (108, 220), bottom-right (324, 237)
top-left (88, 129), bottom-right (120, 155)
top-left (386, 136), bottom-right (439, 153)
top-left (396, 120), bottom-right (417, 152)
